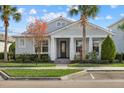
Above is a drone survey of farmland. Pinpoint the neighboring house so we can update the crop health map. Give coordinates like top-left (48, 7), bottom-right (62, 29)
top-left (0, 33), bottom-right (15, 52)
top-left (14, 16), bottom-right (111, 61)
top-left (108, 18), bottom-right (124, 53)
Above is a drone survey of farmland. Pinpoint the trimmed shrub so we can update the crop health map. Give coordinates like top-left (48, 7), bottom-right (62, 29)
top-left (73, 53), bottom-right (81, 63)
top-left (9, 42), bottom-right (15, 59)
top-left (0, 52), bottom-right (4, 59)
top-left (15, 54), bottom-right (33, 63)
top-left (88, 51), bottom-right (97, 60)
top-left (41, 54), bottom-right (51, 63)
top-left (15, 54), bottom-right (51, 63)
top-left (101, 35), bottom-right (116, 60)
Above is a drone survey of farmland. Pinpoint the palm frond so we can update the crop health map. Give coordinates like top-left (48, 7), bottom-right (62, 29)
top-left (11, 7), bottom-right (17, 13)
top-left (69, 6), bottom-right (79, 16)
top-left (89, 5), bottom-right (100, 18)
top-left (12, 12), bottom-right (21, 22)
top-left (0, 6), bottom-right (2, 12)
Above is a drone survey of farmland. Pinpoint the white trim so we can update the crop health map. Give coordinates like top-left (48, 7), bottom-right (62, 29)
top-left (52, 35), bottom-right (108, 38)
top-left (88, 22), bottom-right (113, 35)
top-left (70, 37), bottom-right (74, 60)
top-left (89, 37), bottom-right (93, 52)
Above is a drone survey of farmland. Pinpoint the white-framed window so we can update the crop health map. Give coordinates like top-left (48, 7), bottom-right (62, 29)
top-left (42, 40), bottom-right (48, 53)
top-left (56, 21), bottom-right (65, 27)
top-left (62, 22), bottom-right (65, 26)
top-left (76, 40), bottom-right (82, 53)
top-left (19, 38), bottom-right (25, 48)
top-left (56, 22), bottom-right (61, 27)
top-left (93, 41), bottom-right (99, 55)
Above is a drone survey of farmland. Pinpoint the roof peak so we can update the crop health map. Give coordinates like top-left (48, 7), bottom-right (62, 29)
top-left (47, 16), bottom-right (74, 24)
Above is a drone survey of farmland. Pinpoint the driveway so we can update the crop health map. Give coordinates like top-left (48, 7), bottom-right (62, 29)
top-left (64, 70), bottom-right (124, 80)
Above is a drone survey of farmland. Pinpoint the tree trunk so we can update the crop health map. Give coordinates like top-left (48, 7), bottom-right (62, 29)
top-left (82, 24), bottom-right (86, 60)
top-left (4, 25), bottom-right (8, 62)
top-left (38, 53), bottom-right (40, 59)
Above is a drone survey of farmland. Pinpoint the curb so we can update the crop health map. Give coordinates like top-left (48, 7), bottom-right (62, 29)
top-left (61, 70), bottom-right (86, 80)
top-left (87, 70), bottom-right (124, 72)
top-left (0, 71), bottom-right (9, 80)
top-left (8, 77), bottom-right (61, 80)
top-left (0, 71), bottom-right (61, 80)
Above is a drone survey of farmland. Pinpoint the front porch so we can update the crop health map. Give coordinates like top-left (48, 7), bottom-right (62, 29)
top-left (50, 36), bottom-right (103, 61)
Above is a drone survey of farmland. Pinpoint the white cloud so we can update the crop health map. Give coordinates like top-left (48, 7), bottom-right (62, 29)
top-left (41, 12), bottom-right (75, 22)
top-left (94, 16), bottom-right (100, 20)
top-left (26, 16), bottom-right (36, 23)
top-left (94, 16), bottom-right (104, 20)
top-left (29, 9), bottom-right (37, 14)
top-left (105, 15), bottom-right (112, 20)
top-left (17, 8), bottom-right (25, 14)
top-left (41, 12), bottom-right (66, 21)
top-left (120, 13), bottom-right (124, 17)
top-left (110, 5), bottom-right (118, 8)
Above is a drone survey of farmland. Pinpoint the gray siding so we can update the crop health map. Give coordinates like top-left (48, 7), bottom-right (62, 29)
top-left (47, 19), bottom-right (72, 33)
top-left (16, 38), bottom-right (35, 54)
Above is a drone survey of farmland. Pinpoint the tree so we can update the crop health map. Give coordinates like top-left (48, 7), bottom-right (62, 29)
top-left (101, 35), bottom-right (116, 60)
top-left (9, 42), bottom-right (15, 60)
top-left (69, 5), bottom-right (99, 60)
top-left (0, 5), bottom-right (21, 62)
top-left (118, 22), bottom-right (124, 30)
top-left (26, 19), bottom-right (47, 59)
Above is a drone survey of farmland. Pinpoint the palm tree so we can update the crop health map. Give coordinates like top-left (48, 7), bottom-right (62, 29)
top-left (0, 5), bottom-right (21, 62)
top-left (69, 5), bottom-right (99, 60)
top-left (118, 22), bottom-right (124, 30)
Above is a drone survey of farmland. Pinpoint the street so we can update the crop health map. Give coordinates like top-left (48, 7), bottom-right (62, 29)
top-left (0, 80), bottom-right (124, 88)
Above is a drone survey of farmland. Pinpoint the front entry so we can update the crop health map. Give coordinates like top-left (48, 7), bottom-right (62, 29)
top-left (56, 38), bottom-right (69, 59)
top-left (60, 41), bottom-right (66, 58)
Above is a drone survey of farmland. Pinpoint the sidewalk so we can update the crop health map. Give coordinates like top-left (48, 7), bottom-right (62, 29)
top-left (1, 65), bottom-right (124, 70)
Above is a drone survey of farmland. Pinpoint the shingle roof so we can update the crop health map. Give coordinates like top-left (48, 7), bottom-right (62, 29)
top-left (0, 33), bottom-right (15, 42)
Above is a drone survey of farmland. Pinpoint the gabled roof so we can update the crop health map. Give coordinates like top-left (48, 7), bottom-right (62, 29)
top-left (108, 17), bottom-right (124, 28)
top-left (47, 16), bottom-right (74, 24)
top-left (49, 20), bottom-right (112, 35)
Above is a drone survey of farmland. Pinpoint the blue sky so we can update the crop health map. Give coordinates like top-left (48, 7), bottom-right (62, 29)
top-left (0, 5), bottom-right (124, 35)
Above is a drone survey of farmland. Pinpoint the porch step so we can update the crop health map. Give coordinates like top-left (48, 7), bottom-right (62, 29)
top-left (54, 59), bottom-right (71, 64)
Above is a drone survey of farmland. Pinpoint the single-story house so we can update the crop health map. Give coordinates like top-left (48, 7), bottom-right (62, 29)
top-left (0, 33), bottom-right (15, 52)
top-left (108, 18), bottom-right (124, 53)
top-left (14, 16), bottom-right (112, 63)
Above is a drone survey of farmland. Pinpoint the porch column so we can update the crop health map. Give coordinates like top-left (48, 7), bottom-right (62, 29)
top-left (50, 37), bottom-right (56, 60)
top-left (32, 38), bottom-right (35, 54)
top-left (70, 37), bottom-right (74, 60)
top-left (88, 37), bottom-right (93, 53)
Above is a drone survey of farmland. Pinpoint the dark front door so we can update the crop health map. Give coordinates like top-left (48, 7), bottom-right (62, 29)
top-left (60, 41), bottom-right (66, 58)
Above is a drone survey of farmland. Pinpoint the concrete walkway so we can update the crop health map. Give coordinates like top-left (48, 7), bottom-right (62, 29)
top-left (1, 66), bottom-right (124, 70)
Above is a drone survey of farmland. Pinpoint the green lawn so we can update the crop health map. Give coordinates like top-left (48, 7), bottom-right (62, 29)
top-left (3, 69), bottom-right (81, 77)
top-left (68, 63), bottom-right (124, 67)
top-left (0, 63), bottom-right (56, 67)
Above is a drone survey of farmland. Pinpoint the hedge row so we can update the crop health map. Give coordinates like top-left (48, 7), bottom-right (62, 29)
top-left (15, 54), bottom-right (51, 63)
